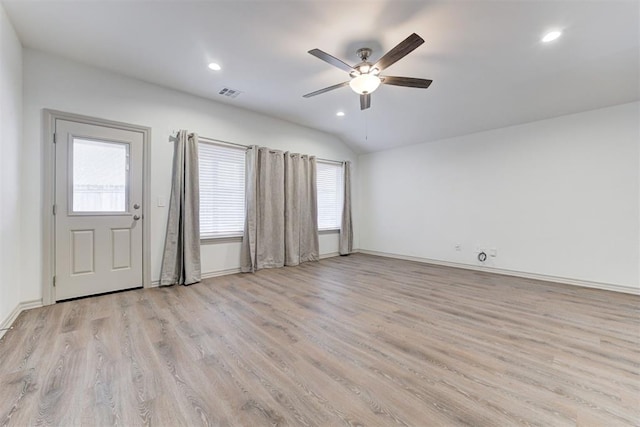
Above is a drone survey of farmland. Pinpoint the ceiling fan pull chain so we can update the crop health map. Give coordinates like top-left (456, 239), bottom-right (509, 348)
top-left (365, 110), bottom-right (368, 141)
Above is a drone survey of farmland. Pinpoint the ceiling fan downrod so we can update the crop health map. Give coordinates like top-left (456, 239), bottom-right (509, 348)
top-left (356, 48), bottom-right (372, 62)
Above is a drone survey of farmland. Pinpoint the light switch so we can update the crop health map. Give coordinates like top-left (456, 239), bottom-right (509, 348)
top-left (157, 196), bottom-right (166, 207)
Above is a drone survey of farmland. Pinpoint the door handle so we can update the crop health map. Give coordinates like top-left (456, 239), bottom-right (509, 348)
top-left (133, 214), bottom-right (141, 221)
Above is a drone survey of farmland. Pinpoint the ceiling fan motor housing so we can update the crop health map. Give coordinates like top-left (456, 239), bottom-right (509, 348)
top-left (353, 48), bottom-right (376, 77)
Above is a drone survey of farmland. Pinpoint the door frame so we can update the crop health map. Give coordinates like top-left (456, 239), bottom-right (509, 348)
top-left (42, 109), bottom-right (152, 305)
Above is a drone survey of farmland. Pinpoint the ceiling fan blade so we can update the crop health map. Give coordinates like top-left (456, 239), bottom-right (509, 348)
top-left (382, 76), bottom-right (433, 88)
top-left (308, 49), bottom-right (355, 73)
top-left (373, 33), bottom-right (425, 72)
top-left (303, 81), bottom-right (350, 98)
top-left (360, 93), bottom-right (371, 110)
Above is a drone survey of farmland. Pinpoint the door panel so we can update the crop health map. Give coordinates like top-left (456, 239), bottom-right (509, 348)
top-left (71, 229), bottom-right (95, 274)
top-left (55, 119), bottom-right (144, 300)
top-left (111, 228), bottom-right (132, 270)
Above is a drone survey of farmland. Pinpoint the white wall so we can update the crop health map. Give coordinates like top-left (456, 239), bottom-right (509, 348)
top-left (359, 102), bottom-right (639, 290)
top-left (0, 3), bottom-right (23, 324)
top-left (22, 49), bottom-right (357, 302)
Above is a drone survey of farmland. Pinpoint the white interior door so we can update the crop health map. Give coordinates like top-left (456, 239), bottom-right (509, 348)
top-left (54, 119), bottom-right (144, 300)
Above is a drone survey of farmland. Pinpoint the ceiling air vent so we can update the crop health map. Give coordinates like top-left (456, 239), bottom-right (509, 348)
top-left (218, 87), bottom-right (242, 99)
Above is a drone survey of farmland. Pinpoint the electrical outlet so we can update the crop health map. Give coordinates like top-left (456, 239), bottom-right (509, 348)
top-left (454, 244), bottom-right (461, 251)
top-left (490, 248), bottom-right (497, 257)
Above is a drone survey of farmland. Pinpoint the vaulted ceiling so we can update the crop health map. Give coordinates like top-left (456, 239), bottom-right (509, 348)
top-left (4, 1), bottom-right (638, 153)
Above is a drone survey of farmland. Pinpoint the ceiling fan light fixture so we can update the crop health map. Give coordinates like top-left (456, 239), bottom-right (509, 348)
top-left (349, 74), bottom-right (381, 94)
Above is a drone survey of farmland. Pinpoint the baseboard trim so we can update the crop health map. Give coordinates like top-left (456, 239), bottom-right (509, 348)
top-left (358, 249), bottom-right (640, 295)
top-left (0, 299), bottom-right (43, 339)
top-left (202, 268), bottom-right (242, 280)
top-left (320, 252), bottom-right (340, 259)
top-left (151, 254), bottom-right (341, 284)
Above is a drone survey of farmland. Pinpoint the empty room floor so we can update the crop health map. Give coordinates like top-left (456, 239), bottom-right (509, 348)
top-left (0, 254), bottom-right (638, 426)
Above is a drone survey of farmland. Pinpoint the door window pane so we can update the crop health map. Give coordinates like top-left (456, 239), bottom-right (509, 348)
top-left (72, 138), bottom-right (129, 212)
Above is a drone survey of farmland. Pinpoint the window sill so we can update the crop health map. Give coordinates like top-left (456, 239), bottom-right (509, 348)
top-left (319, 228), bottom-right (340, 235)
top-left (201, 229), bottom-right (339, 243)
top-left (201, 235), bottom-right (243, 244)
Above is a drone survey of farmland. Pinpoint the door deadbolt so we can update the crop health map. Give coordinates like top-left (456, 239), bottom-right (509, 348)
top-left (133, 203), bottom-right (140, 209)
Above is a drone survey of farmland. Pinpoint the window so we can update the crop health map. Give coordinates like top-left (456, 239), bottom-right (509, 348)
top-left (316, 161), bottom-right (344, 230)
top-left (72, 138), bottom-right (128, 213)
top-left (199, 142), bottom-right (246, 238)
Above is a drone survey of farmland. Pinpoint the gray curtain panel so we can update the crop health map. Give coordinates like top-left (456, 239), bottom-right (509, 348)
top-left (160, 130), bottom-right (202, 285)
top-left (284, 153), bottom-right (319, 266)
top-left (339, 161), bottom-right (353, 255)
top-left (241, 146), bottom-right (286, 272)
top-left (241, 146), bottom-right (319, 273)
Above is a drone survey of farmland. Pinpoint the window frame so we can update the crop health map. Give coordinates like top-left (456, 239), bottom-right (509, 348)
top-left (198, 140), bottom-right (246, 241)
top-left (316, 160), bottom-right (344, 232)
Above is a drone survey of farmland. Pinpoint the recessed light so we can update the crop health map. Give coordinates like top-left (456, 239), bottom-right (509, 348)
top-left (208, 62), bottom-right (221, 71)
top-left (542, 31), bottom-right (562, 43)
top-left (336, 111), bottom-right (345, 117)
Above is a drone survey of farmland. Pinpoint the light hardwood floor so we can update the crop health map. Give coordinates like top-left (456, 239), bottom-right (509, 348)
top-left (0, 254), bottom-right (638, 426)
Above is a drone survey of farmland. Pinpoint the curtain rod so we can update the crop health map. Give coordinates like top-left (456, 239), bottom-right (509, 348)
top-left (171, 132), bottom-right (345, 165)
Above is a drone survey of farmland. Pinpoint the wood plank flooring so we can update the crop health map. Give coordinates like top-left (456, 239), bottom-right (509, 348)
top-left (0, 253), bottom-right (638, 426)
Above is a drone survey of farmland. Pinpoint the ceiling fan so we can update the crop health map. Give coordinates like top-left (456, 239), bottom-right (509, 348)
top-left (303, 33), bottom-right (433, 110)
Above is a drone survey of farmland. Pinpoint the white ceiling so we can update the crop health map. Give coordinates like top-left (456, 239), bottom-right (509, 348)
top-left (4, 0), bottom-right (639, 153)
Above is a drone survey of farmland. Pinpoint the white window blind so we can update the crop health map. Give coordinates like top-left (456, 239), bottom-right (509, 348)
top-left (199, 142), bottom-right (246, 238)
top-left (316, 161), bottom-right (344, 230)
